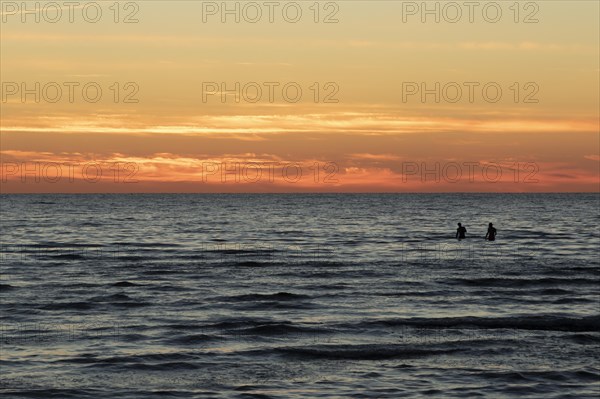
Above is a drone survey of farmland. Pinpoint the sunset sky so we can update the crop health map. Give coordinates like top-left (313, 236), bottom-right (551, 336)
top-left (1, 0), bottom-right (598, 192)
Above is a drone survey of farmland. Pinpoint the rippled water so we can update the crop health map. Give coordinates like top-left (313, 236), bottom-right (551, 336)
top-left (1, 194), bottom-right (599, 398)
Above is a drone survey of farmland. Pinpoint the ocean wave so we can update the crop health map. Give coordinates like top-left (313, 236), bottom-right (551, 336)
top-left (87, 294), bottom-right (149, 308)
top-left (65, 352), bottom-right (198, 365)
top-left (204, 318), bottom-right (278, 330)
top-left (474, 369), bottom-right (600, 383)
top-left (237, 323), bottom-right (331, 336)
top-left (48, 254), bottom-right (86, 260)
top-left (18, 243), bottom-right (105, 249)
top-left (448, 277), bottom-right (597, 287)
top-left (112, 281), bottom-right (142, 287)
top-left (41, 302), bottom-right (95, 311)
top-left (123, 361), bottom-right (201, 371)
top-left (166, 333), bottom-right (219, 345)
top-left (271, 344), bottom-right (461, 360)
top-left (90, 293), bottom-right (134, 302)
top-left (354, 315), bottom-right (600, 332)
top-left (233, 261), bottom-right (273, 268)
top-left (109, 302), bottom-right (149, 309)
top-left (111, 242), bottom-right (182, 248)
top-left (376, 290), bottom-right (443, 297)
top-left (234, 301), bottom-right (318, 310)
top-left (0, 388), bottom-right (99, 399)
top-left (552, 297), bottom-right (594, 304)
top-left (565, 333), bottom-right (600, 345)
top-left (215, 292), bottom-right (311, 302)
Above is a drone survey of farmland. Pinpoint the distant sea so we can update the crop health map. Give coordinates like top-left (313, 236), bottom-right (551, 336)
top-left (1, 194), bottom-right (599, 398)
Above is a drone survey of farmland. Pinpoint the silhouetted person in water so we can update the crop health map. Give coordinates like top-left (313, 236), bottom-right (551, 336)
top-left (456, 223), bottom-right (467, 240)
top-left (486, 223), bottom-right (497, 241)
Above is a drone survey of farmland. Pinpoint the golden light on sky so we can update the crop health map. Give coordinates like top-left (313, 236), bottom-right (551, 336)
top-left (1, 1), bottom-right (598, 192)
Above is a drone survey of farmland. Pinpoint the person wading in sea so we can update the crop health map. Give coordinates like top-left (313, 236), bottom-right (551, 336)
top-left (456, 223), bottom-right (467, 240)
top-left (485, 223), bottom-right (497, 241)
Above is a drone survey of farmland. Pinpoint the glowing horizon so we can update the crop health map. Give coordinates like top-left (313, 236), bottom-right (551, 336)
top-left (1, 1), bottom-right (598, 192)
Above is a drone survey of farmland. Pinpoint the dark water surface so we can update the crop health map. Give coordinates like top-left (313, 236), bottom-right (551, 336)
top-left (1, 194), bottom-right (599, 398)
